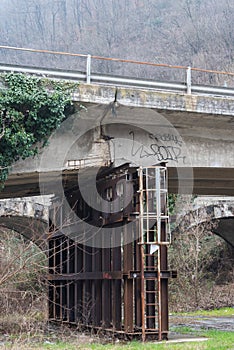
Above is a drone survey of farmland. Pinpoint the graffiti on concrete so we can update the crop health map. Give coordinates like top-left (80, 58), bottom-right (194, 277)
top-left (129, 130), bottom-right (186, 163)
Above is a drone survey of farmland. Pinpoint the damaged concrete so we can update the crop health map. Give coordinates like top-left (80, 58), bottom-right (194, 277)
top-left (1, 82), bottom-right (234, 198)
top-left (0, 196), bottom-right (51, 247)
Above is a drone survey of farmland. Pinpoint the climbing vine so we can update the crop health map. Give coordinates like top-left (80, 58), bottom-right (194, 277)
top-left (0, 73), bottom-right (75, 188)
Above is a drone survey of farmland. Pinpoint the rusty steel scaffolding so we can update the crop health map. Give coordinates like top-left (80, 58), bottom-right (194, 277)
top-left (138, 166), bottom-right (171, 341)
top-left (48, 164), bottom-right (176, 341)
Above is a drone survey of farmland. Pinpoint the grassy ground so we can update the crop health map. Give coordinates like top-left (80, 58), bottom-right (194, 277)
top-left (1, 327), bottom-right (233, 350)
top-left (172, 307), bottom-right (234, 317)
top-left (1, 330), bottom-right (234, 349)
top-left (1, 308), bottom-right (234, 349)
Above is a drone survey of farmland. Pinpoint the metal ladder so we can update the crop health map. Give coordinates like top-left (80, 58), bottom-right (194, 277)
top-left (138, 166), bottom-right (170, 341)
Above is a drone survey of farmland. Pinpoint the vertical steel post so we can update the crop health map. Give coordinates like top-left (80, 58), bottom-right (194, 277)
top-left (92, 236), bottom-right (102, 327)
top-left (160, 168), bottom-right (169, 340)
top-left (140, 244), bottom-right (146, 341)
top-left (186, 66), bottom-right (192, 94)
top-left (123, 224), bottom-right (134, 333)
top-left (156, 168), bottom-right (162, 340)
top-left (86, 54), bottom-right (91, 84)
top-left (160, 221), bottom-right (169, 339)
top-left (134, 228), bottom-right (142, 327)
top-left (112, 228), bottom-right (122, 330)
top-left (138, 167), bottom-right (146, 341)
top-left (102, 234), bottom-right (112, 328)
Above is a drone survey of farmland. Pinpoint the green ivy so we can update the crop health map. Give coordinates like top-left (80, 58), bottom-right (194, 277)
top-left (0, 73), bottom-right (75, 188)
top-left (168, 193), bottom-right (177, 215)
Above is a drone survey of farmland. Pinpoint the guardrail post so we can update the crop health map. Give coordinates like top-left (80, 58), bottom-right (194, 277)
top-left (86, 54), bottom-right (91, 84)
top-left (186, 66), bottom-right (192, 94)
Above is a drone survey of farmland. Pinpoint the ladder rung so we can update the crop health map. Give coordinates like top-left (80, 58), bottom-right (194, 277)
top-left (146, 303), bottom-right (157, 306)
top-left (144, 254), bottom-right (157, 256)
top-left (138, 242), bottom-right (170, 246)
top-left (142, 242), bottom-right (170, 245)
top-left (146, 315), bottom-right (156, 318)
top-left (139, 215), bottom-right (169, 218)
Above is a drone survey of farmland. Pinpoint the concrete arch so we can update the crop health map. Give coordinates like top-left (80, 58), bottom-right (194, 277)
top-left (173, 202), bottom-right (234, 247)
top-left (0, 216), bottom-right (48, 250)
top-left (0, 197), bottom-right (50, 250)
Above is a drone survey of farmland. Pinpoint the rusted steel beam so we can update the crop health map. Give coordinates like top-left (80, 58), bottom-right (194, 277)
top-left (47, 164), bottom-right (173, 341)
top-left (102, 234), bottom-right (112, 327)
top-left (92, 240), bottom-right (102, 327)
top-left (160, 221), bottom-right (168, 338)
top-left (123, 224), bottom-right (134, 333)
top-left (134, 234), bottom-right (142, 327)
top-left (68, 283), bottom-right (75, 322)
top-left (75, 244), bottom-right (83, 323)
top-left (48, 238), bottom-right (55, 319)
top-left (54, 281), bottom-right (60, 319)
top-left (112, 229), bottom-right (122, 330)
top-left (129, 271), bottom-right (176, 279)
top-left (66, 241), bottom-right (71, 322)
top-left (83, 244), bottom-right (92, 324)
top-left (74, 242), bottom-right (78, 322)
top-left (47, 271), bottom-right (123, 280)
top-left (48, 270), bottom-right (176, 281)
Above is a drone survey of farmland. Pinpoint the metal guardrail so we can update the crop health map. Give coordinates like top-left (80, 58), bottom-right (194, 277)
top-left (0, 45), bottom-right (234, 97)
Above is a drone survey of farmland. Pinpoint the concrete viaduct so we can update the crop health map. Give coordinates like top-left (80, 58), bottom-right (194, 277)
top-left (1, 78), bottom-right (234, 198)
top-left (0, 63), bottom-right (233, 244)
top-left (0, 52), bottom-right (234, 340)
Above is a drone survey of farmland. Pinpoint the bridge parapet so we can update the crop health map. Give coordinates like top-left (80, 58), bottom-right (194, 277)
top-left (0, 46), bottom-right (234, 198)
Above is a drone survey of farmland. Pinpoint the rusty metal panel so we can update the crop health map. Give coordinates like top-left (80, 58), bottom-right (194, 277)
top-left (102, 233), bottom-right (112, 328)
top-left (112, 229), bottom-right (122, 330)
top-left (123, 225), bottom-right (134, 333)
top-left (92, 245), bottom-right (102, 326)
top-left (47, 164), bottom-right (173, 341)
top-left (134, 235), bottom-right (142, 327)
top-left (160, 223), bottom-right (169, 337)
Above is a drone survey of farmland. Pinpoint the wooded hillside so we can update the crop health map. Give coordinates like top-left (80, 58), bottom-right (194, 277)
top-left (0, 0), bottom-right (233, 76)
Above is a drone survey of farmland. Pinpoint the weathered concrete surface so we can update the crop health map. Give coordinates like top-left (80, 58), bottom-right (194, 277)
top-left (1, 83), bottom-right (234, 198)
top-left (0, 196), bottom-right (51, 220)
top-left (72, 84), bottom-right (234, 116)
top-left (174, 199), bottom-right (234, 246)
top-left (0, 196), bottom-right (51, 248)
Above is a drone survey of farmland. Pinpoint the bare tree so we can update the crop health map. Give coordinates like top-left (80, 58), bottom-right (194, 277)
top-left (169, 195), bottom-right (233, 311)
top-left (0, 0), bottom-right (233, 81)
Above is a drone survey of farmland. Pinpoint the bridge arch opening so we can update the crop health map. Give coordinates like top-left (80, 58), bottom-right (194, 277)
top-left (0, 215), bottom-right (48, 250)
top-left (0, 223), bottom-right (48, 321)
top-left (173, 202), bottom-right (234, 248)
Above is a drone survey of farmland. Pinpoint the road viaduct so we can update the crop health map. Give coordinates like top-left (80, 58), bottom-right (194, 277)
top-left (0, 54), bottom-right (234, 340)
top-left (1, 79), bottom-right (234, 197)
top-left (0, 66), bottom-right (233, 243)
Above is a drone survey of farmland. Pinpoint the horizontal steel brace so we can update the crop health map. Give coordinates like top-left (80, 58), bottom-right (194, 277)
top-left (48, 271), bottom-right (123, 281)
top-left (48, 269), bottom-right (177, 281)
top-left (128, 270), bottom-right (177, 279)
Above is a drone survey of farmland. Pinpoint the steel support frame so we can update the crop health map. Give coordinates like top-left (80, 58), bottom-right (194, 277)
top-left (47, 164), bottom-right (175, 341)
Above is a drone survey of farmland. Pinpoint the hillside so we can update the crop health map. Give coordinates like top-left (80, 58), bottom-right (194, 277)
top-left (0, 0), bottom-right (233, 76)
